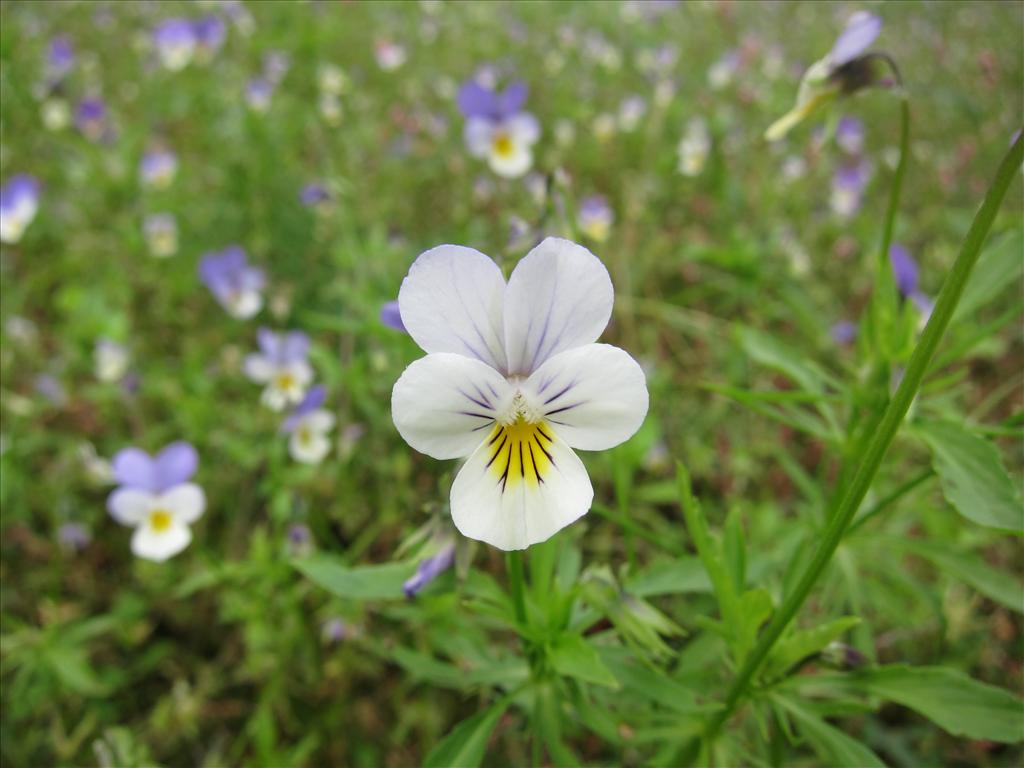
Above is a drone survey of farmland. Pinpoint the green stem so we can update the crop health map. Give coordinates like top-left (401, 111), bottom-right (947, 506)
top-left (701, 129), bottom-right (1023, 746)
top-left (507, 550), bottom-right (528, 628)
top-left (846, 469), bottom-right (934, 535)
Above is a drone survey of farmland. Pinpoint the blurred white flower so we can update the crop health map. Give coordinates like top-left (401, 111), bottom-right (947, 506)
top-left (677, 118), bottom-right (711, 177)
top-left (94, 338), bottom-right (129, 382)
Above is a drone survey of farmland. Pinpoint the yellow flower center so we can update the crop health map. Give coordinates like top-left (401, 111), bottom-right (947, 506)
top-left (149, 509), bottom-right (173, 532)
top-left (492, 133), bottom-right (515, 158)
top-left (485, 418), bottom-right (554, 491)
top-left (298, 426), bottom-right (312, 445)
top-left (275, 372), bottom-right (296, 391)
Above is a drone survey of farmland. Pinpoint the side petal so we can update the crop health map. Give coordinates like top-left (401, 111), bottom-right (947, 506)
top-left (450, 425), bottom-right (593, 550)
top-left (398, 245), bottom-right (509, 372)
top-left (107, 488), bottom-right (154, 526)
top-left (392, 353), bottom-right (512, 460)
top-left (503, 237), bottom-right (613, 375)
top-left (160, 483), bottom-right (206, 524)
top-left (464, 118), bottom-right (494, 157)
top-left (506, 112), bottom-right (539, 146)
top-left (527, 344), bottom-right (649, 451)
top-left (111, 448), bottom-right (157, 491)
top-left (244, 353), bottom-right (273, 382)
top-left (131, 523), bottom-right (192, 562)
top-left (154, 441), bottom-right (198, 490)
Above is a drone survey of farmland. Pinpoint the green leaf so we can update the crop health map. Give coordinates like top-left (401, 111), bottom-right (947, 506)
top-left (625, 557), bottom-right (712, 597)
top-left (954, 229), bottom-right (1024, 321)
top-left (892, 539), bottom-right (1023, 614)
top-left (776, 696), bottom-right (886, 767)
top-left (763, 617), bottom-right (861, 681)
top-left (915, 420), bottom-right (1023, 531)
top-left (549, 634), bottom-right (619, 689)
top-left (736, 326), bottom-right (831, 395)
top-left (292, 555), bottom-right (416, 600)
top-left (424, 699), bottom-right (509, 768)
top-left (855, 665), bottom-right (1023, 743)
top-left (598, 647), bottom-right (705, 714)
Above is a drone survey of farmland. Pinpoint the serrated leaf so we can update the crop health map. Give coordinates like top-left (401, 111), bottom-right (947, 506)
top-left (292, 555), bottom-right (416, 600)
top-left (776, 696), bottom-right (886, 767)
top-left (916, 421), bottom-right (1023, 532)
top-left (549, 634), bottom-right (619, 689)
top-left (424, 699), bottom-right (509, 768)
top-left (954, 229), bottom-right (1024, 320)
top-left (763, 617), bottom-right (861, 681)
top-left (737, 326), bottom-right (831, 395)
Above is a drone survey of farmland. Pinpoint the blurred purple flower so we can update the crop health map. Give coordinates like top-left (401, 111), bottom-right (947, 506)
top-left (830, 162), bottom-right (869, 218)
top-left (457, 79), bottom-right (528, 121)
top-left (244, 328), bottom-right (314, 410)
top-left (140, 148), bottom-right (178, 188)
top-left (58, 522), bottom-right (91, 552)
top-left (281, 385), bottom-right (327, 433)
top-left (193, 15), bottom-right (227, 58)
top-left (153, 18), bottom-right (197, 71)
top-left (578, 195), bottom-right (614, 242)
top-left (831, 320), bottom-right (857, 345)
top-left (1, 174), bottom-right (41, 244)
top-left (321, 617), bottom-right (348, 643)
top-left (263, 50), bottom-right (291, 85)
top-left (403, 543), bottom-right (456, 598)
top-left (112, 441), bottom-right (199, 494)
top-left (198, 246), bottom-right (265, 318)
top-left (47, 36), bottom-right (75, 81)
top-left (34, 374), bottom-right (66, 406)
top-left (246, 77), bottom-right (273, 112)
top-left (830, 11), bottom-right (882, 68)
top-left (75, 96), bottom-right (108, 141)
top-left (379, 300), bottom-right (406, 333)
top-left (836, 115), bottom-right (864, 155)
top-left (890, 244), bottom-right (933, 315)
top-left (287, 523), bottom-right (313, 556)
top-left (299, 182), bottom-right (330, 207)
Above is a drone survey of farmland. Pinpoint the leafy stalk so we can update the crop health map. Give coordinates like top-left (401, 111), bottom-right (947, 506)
top-left (700, 129), bottom-right (1023, 747)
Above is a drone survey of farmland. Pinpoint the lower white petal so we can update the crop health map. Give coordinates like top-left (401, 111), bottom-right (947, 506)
top-left (450, 422), bottom-right (593, 550)
top-left (159, 483), bottom-right (206, 525)
top-left (290, 431), bottom-right (331, 464)
top-left (107, 488), bottom-right (154, 526)
top-left (489, 143), bottom-right (532, 179)
top-left (526, 343), bottom-right (648, 451)
top-left (392, 353), bottom-right (512, 460)
top-left (131, 523), bottom-right (192, 562)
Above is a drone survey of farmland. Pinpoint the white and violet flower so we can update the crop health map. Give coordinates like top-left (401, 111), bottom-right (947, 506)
top-left (244, 328), bottom-right (313, 411)
top-left (458, 79), bottom-right (540, 179)
top-left (282, 385), bottom-right (335, 464)
top-left (391, 238), bottom-right (649, 551)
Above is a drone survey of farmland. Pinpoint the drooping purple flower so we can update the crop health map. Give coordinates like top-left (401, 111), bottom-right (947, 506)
top-left (75, 96), bottom-right (108, 141)
top-left (299, 182), bottom-right (330, 207)
top-left (111, 441), bottom-right (199, 494)
top-left (829, 11), bottom-right (882, 68)
top-left (47, 36), bottom-right (75, 81)
top-left (836, 115), bottom-right (865, 155)
top-left (198, 246), bottom-right (265, 318)
top-left (245, 77), bottom-right (273, 112)
top-left (831, 320), bottom-right (857, 345)
top-left (58, 522), bottom-right (91, 552)
top-left (193, 15), bottom-right (227, 58)
top-left (403, 543), bottom-right (456, 598)
top-left (321, 617), bottom-right (348, 643)
top-left (281, 385), bottom-right (327, 433)
top-left (287, 523), bottom-right (313, 556)
top-left (889, 244), bottom-right (918, 297)
top-left (153, 18), bottom-right (197, 71)
top-left (1, 174), bottom-right (41, 244)
top-left (379, 300), bottom-right (406, 333)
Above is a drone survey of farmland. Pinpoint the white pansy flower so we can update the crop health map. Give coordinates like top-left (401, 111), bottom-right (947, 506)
top-left (108, 483), bottom-right (205, 561)
top-left (391, 238), bottom-right (649, 551)
top-left (465, 113), bottom-right (541, 179)
top-left (282, 386), bottom-right (335, 464)
top-left (244, 328), bottom-right (313, 411)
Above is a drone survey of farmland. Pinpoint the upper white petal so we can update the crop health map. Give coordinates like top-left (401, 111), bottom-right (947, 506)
top-left (108, 488), bottom-right (154, 526)
top-left (450, 427), bottom-right (593, 551)
top-left (303, 410), bottom-right (336, 433)
top-left (398, 245), bottom-right (509, 372)
top-left (503, 237), bottom-right (613, 375)
top-left (506, 113), bottom-right (540, 145)
top-left (527, 344), bottom-right (649, 451)
top-left (158, 483), bottom-right (206, 525)
top-left (392, 353), bottom-right (512, 460)
top-left (131, 523), bottom-right (192, 561)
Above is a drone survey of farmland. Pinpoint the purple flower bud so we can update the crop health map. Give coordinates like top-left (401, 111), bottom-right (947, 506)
top-left (299, 183), bottom-right (330, 207)
top-left (831, 320), bottom-right (857, 345)
top-left (321, 617), bottom-right (347, 643)
top-left (58, 522), bottom-right (91, 552)
top-left (75, 97), bottom-right (108, 141)
top-left (47, 36), bottom-right (75, 81)
top-left (379, 300), bottom-right (406, 333)
top-left (287, 523), bottom-right (314, 557)
top-left (246, 77), bottom-right (273, 112)
top-left (34, 374), bottom-right (66, 406)
top-left (403, 544), bottom-right (456, 598)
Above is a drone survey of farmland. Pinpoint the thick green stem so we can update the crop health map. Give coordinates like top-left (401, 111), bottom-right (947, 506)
top-left (701, 129), bottom-right (1023, 746)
